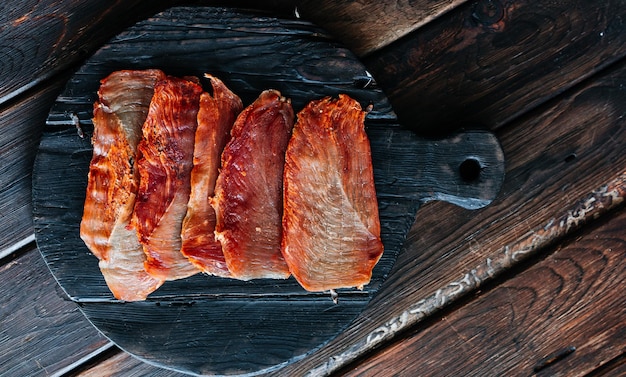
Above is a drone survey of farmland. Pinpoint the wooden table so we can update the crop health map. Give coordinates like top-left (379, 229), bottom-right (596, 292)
top-left (2, 1), bottom-right (625, 376)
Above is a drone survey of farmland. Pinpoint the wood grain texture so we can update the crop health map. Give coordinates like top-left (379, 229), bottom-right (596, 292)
top-left (0, 79), bottom-right (66, 258)
top-left (0, 0), bottom-right (158, 104)
top-left (363, 0), bottom-right (626, 135)
top-left (297, 0), bottom-right (468, 56)
top-left (0, 245), bottom-right (110, 377)
top-left (341, 207), bottom-right (626, 377)
top-left (75, 351), bottom-right (188, 377)
top-left (270, 54), bottom-right (626, 377)
top-left (3, 1), bottom-right (625, 376)
top-left (591, 355), bottom-right (626, 377)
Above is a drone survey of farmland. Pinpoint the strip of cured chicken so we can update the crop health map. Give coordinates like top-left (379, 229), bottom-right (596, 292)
top-left (281, 94), bottom-right (384, 292)
top-left (80, 69), bottom-right (166, 301)
top-left (211, 89), bottom-right (294, 280)
top-left (180, 75), bottom-right (243, 276)
top-left (131, 76), bottom-right (203, 281)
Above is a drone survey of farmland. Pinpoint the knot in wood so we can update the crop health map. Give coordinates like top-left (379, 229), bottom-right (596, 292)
top-left (472, 0), bottom-right (504, 26)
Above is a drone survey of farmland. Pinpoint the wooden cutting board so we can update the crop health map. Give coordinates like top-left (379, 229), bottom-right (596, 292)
top-left (32, 7), bottom-right (504, 376)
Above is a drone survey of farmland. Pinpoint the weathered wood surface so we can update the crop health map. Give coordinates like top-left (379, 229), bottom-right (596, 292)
top-left (1, 0), bottom-right (626, 376)
top-left (0, 244), bottom-right (110, 377)
top-left (341, 206), bottom-right (626, 377)
top-left (593, 356), bottom-right (626, 377)
top-left (75, 351), bottom-right (188, 377)
top-left (363, 0), bottom-right (626, 135)
top-left (297, 0), bottom-right (468, 56)
top-left (0, 81), bottom-right (67, 259)
top-left (0, 0), bottom-right (158, 104)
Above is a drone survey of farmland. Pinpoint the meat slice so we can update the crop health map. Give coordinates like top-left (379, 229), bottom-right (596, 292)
top-left (282, 94), bottom-right (384, 292)
top-left (131, 76), bottom-right (203, 281)
top-left (211, 90), bottom-right (294, 280)
top-left (180, 75), bottom-right (243, 276)
top-left (80, 69), bottom-right (166, 301)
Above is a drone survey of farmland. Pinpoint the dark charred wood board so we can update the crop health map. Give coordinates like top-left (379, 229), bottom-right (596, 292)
top-left (32, 7), bottom-right (504, 376)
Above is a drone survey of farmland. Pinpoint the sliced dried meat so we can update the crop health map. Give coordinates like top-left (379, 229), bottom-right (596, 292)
top-left (212, 89), bottom-right (294, 280)
top-left (282, 94), bottom-right (383, 292)
top-left (131, 76), bottom-right (203, 281)
top-left (181, 75), bottom-right (243, 276)
top-left (80, 69), bottom-right (166, 301)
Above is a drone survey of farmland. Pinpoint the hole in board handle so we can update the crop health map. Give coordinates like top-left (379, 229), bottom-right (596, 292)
top-left (459, 158), bottom-right (482, 182)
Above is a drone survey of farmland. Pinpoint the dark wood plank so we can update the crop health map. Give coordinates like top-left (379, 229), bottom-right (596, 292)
top-left (363, 0), bottom-right (626, 135)
top-left (0, 80), bottom-right (67, 258)
top-left (297, 0), bottom-right (469, 56)
top-left (0, 0), bottom-right (156, 104)
top-left (590, 354), bottom-right (626, 377)
top-left (3, 3), bottom-right (617, 376)
top-left (270, 53), bottom-right (626, 377)
top-left (340, 207), bottom-right (626, 377)
top-left (75, 351), bottom-right (187, 376)
top-left (0, 245), bottom-right (110, 377)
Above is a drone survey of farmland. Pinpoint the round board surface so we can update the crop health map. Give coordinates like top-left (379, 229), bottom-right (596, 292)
top-left (33, 6), bottom-right (405, 376)
top-left (33, 6), bottom-right (505, 376)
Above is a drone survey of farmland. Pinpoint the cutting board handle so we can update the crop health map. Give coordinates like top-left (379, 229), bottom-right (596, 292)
top-left (370, 128), bottom-right (505, 210)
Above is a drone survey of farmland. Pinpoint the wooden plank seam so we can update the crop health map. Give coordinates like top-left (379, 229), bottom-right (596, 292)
top-left (48, 343), bottom-right (116, 377)
top-left (0, 234), bottom-right (35, 260)
top-left (306, 171), bottom-right (626, 377)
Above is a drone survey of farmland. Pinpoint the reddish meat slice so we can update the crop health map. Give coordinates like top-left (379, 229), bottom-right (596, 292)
top-left (131, 76), bottom-right (203, 281)
top-left (211, 90), bottom-right (294, 280)
top-left (282, 94), bottom-right (383, 292)
top-left (181, 75), bottom-right (243, 276)
top-left (80, 69), bottom-right (166, 301)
